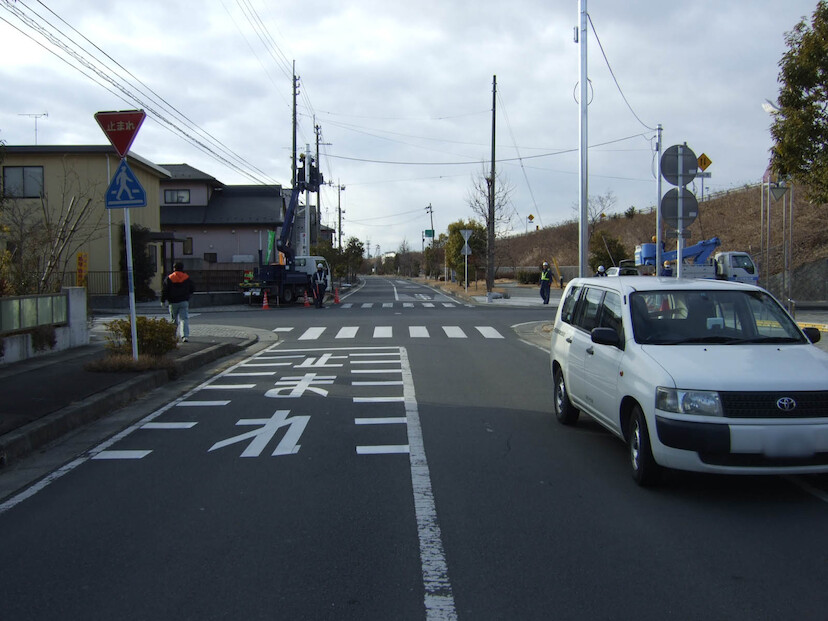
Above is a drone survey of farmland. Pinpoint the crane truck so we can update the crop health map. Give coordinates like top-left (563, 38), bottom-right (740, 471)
top-left (634, 237), bottom-right (759, 284)
top-left (240, 180), bottom-right (330, 304)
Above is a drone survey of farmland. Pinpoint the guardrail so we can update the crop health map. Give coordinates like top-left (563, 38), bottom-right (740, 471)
top-left (0, 292), bottom-right (68, 337)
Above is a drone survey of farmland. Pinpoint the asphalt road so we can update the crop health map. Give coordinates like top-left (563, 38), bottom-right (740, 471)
top-left (1, 276), bottom-right (827, 620)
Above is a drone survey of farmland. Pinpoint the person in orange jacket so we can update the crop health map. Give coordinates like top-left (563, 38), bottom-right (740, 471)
top-left (161, 262), bottom-right (195, 341)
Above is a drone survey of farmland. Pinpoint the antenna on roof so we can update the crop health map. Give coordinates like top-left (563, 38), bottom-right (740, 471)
top-left (18, 112), bottom-right (48, 145)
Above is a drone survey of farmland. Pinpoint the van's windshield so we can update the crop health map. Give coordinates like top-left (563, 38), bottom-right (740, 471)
top-left (629, 290), bottom-right (805, 345)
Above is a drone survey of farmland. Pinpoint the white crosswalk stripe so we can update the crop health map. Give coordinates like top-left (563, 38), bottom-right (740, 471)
top-left (336, 326), bottom-right (359, 339)
top-left (287, 326), bottom-right (505, 340)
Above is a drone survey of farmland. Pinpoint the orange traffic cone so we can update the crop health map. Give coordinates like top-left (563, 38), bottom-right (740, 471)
top-left (334, 287), bottom-right (340, 304)
top-left (262, 290), bottom-right (270, 309)
top-left (304, 290), bottom-right (311, 307)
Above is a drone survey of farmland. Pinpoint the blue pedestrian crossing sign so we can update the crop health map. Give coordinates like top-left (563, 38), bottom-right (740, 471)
top-left (105, 159), bottom-right (146, 209)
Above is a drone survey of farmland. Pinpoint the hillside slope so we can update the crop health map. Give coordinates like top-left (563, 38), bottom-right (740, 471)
top-left (502, 184), bottom-right (828, 277)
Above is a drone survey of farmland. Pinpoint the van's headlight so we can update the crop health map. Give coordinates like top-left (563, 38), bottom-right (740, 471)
top-left (656, 387), bottom-right (723, 417)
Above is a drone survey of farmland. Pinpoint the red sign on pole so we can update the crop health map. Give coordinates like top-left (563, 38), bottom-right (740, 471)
top-left (94, 109), bottom-right (146, 158)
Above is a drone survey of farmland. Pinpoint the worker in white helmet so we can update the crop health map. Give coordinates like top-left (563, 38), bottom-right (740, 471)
top-left (311, 262), bottom-right (328, 308)
top-left (539, 261), bottom-right (552, 304)
top-left (595, 265), bottom-right (607, 277)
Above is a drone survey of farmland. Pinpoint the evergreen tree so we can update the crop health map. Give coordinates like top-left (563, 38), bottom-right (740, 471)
top-left (770, 1), bottom-right (828, 200)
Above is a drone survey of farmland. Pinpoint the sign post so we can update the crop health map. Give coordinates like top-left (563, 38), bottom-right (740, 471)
top-left (96, 109), bottom-right (147, 360)
top-left (460, 229), bottom-right (473, 293)
top-left (660, 143), bottom-right (698, 278)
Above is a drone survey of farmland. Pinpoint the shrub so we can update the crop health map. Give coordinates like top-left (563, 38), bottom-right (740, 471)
top-left (516, 270), bottom-right (538, 285)
top-left (84, 353), bottom-right (177, 376)
top-left (31, 325), bottom-right (57, 352)
top-left (104, 316), bottom-right (178, 357)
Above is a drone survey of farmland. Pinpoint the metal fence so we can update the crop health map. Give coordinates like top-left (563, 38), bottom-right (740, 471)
top-left (62, 269), bottom-right (247, 295)
top-left (0, 292), bottom-right (68, 336)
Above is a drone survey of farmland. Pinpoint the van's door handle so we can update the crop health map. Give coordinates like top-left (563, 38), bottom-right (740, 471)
top-left (566, 337), bottom-right (573, 344)
top-left (586, 346), bottom-right (594, 355)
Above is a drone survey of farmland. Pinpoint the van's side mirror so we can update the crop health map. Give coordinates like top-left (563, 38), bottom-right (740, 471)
top-left (803, 327), bottom-right (822, 344)
top-left (591, 327), bottom-right (621, 348)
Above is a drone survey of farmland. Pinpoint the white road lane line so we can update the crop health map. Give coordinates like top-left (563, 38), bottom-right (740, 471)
top-left (354, 396), bottom-right (406, 403)
top-left (354, 417), bottom-right (407, 425)
top-left (141, 422), bottom-right (197, 430)
top-left (92, 450), bottom-right (152, 460)
top-left (352, 380), bottom-right (404, 386)
top-left (356, 445), bottom-right (410, 454)
top-left (203, 384), bottom-right (257, 390)
top-left (374, 326), bottom-right (393, 338)
top-left (399, 346), bottom-right (457, 618)
top-left (409, 326), bottom-right (429, 338)
top-left (176, 400), bottom-right (231, 406)
top-left (442, 326), bottom-right (466, 338)
top-left (336, 326), bottom-right (359, 339)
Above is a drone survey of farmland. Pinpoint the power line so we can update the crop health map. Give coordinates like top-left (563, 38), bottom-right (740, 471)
top-left (587, 13), bottom-right (656, 132)
top-left (2, 0), bottom-right (281, 185)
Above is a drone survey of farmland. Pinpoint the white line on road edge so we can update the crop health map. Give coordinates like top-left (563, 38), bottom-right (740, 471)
top-left (399, 346), bottom-right (458, 620)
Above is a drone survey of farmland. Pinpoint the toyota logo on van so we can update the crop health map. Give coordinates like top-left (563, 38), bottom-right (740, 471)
top-left (776, 397), bottom-right (797, 412)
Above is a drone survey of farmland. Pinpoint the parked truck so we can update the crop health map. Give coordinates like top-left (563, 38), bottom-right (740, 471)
top-left (240, 186), bottom-right (330, 304)
top-left (635, 237), bottom-right (759, 285)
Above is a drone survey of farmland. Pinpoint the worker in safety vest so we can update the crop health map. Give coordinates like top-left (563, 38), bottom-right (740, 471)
top-left (539, 261), bottom-right (552, 304)
top-left (311, 263), bottom-right (328, 308)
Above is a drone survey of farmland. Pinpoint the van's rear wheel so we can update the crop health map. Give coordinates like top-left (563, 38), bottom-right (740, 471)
top-left (629, 405), bottom-right (662, 486)
top-left (553, 367), bottom-right (579, 425)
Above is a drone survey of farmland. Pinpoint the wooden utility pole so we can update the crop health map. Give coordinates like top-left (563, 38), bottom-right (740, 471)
top-left (487, 75), bottom-right (497, 293)
top-left (292, 62), bottom-right (298, 187)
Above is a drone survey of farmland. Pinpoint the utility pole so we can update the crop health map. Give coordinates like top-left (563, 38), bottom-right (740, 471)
top-left (315, 122), bottom-right (331, 245)
top-left (426, 203), bottom-right (435, 247)
top-left (19, 112), bottom-right (48, 144)
top-left (338, 185), bottom-right (344, 251)
top-left (315, 120), bottom-right (321, 246)
top-left (487, 75), bottom-right (496, 293)
top-left (655, 124), bottom-right (663, 273)
top-left (303, 144), bottom-right (312, 256)
top-left (577, 0), bottom-right (589, 277)
top-left (292, 63), bottom-right (299, 187)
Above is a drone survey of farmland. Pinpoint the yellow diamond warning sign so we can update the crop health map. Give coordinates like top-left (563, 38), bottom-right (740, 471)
top-left (697, 153), bottom-right (712, 171)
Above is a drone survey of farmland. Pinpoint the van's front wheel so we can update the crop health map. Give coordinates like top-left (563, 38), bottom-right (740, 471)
top-left (553, 367), bottom-right (579, 425)
top-left (281, 286), bottom-right (295, 304)
top-left (629, 405), bottom-right (662, 486)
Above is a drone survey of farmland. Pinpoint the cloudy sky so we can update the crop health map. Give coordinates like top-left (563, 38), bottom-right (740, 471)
top-left (0, 0), bottom-right (817, 257)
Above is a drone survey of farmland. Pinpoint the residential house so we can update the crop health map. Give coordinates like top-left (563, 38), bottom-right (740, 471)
top-left (1, 145), bottom-right (168, 296)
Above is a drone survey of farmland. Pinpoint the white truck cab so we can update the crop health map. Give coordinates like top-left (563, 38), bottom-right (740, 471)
top-left (294, 256), bottom-right (330, 277)
top-left (713, 251), bottom-right (759, 284)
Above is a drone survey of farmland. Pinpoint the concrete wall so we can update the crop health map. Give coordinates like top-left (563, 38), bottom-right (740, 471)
top-left (0, 288), bottom-right (89, 366)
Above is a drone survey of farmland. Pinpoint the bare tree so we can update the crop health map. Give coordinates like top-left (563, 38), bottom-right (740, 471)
top-left (571, 190), bottom-right (617, 242)
top-left (1, 158), bottom-right (106, 294)
top-left (467, 167), bottom-right (515, 290)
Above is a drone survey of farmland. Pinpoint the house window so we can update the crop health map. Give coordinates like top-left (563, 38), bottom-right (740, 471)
top-left (2, 166), bottom-right (44, 198)
top-left (164, 189), bottom-right (190, 204)
top-left (183, 237), bottom-right (193, 255)
top-left (203, 252), bottom-right (217, 263)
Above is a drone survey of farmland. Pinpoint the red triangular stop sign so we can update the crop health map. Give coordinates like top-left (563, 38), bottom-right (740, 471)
top-left (94, 110), bottom-right (146, 158)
